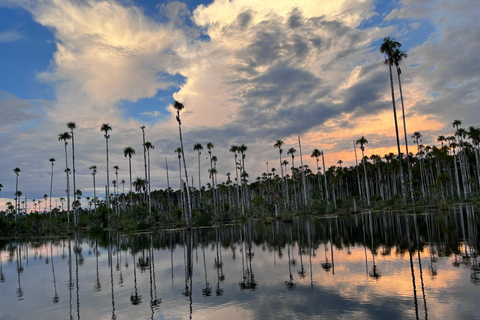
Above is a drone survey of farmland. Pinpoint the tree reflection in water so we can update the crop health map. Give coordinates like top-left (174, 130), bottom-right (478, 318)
top-left (1, 205), bottom-right (479, 319)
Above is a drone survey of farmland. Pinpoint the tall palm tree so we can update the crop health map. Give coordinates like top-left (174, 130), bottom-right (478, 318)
top-left (89, 165), bottom-right (97, 213)
top-left (392, 49), bottom-right (414, 204)
top-left (193, 143), bottom-right (203, 199)
top-left (67, 122), bottom-right (78, 225)
top-left (58, 132), bottom-right (72, 225)
top-left (230, 145), bottom-right (241, 209)
top-left (173, 101), bottom-right (192, 228)
top-left (297, 136), bottom-right (308, 206)
top-left (174, 147), bottom-right (183, 186)
top-left (356, 136), bottom-right (371, 206)
top-left (123, 147), bottom-right (135, 210)
top-left (380, 36), bottom-right (406, 203)
top-left (145, 141), bottom-right (154, 217)
top-left (311, 149), bottom-right (322, 197)
top-left (49, 158), bottom-right (55, 216)
top-left (140, 126), bottom-right (149, 207)
top-left (13, 167), bottom-right (20, 219)
top-left (113, 165), bottom-right (120, 215)
top-left (468, 126), bottom-right (480, 189)
top-left (412, 132), bottom-right (427, 201)
top-left (287, 147), bottom-right (297, 208)
top-left (239, 144), bottom-right (248, 210)
top-left (353, 140), bottom-right (363, 201)
top-left (453, 120), bottom-right (469, 198)
top-left (206, 142), bottom-right (216, 210)
top-left (321, 151), bottom-right (328, 203)
top-left (101, 123), bottom-right (112, 216)
top-left (274, 140), bottom-right (288, 206)
top-left (447, 136), bottom-right (462, 199)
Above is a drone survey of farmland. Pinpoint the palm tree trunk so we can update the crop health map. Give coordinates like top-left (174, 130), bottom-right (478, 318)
top-left (362, 150), bottom-right (371, 206)
top-left (178, 124), bottom-right (192, 228)
top-left (93, 174), bottom-right (96, 214)
top-left (105, 138), bottom-right (110, 218)
top-left (242, 155), bottom-right (249, 210)
top-left (322, 152), bottom-right (328, 203)
top-left (165, 158), bottom-right (171, 213)
top-left (197, 151), bottom-right (202, 200)
top-left (353, 141), bottom-right (363, 201)
top-left (396, 68), bottom-right (415, 204)
top-left (129, 157), bottom-right (133, 211)
top-left (453, 153), bottom-right (461, 199)
top-left (148, 149), bottom-right (152, 217)
top-left (388, 63), bottom-right (406, 203)
top-left (279, 151), bottom-right (287, 208)
top-left (50, 162), bottom-right (54, 225)
top-left (141, 128), bottom-right (149, 210)
top-left (234, 154), bottom-right (240, 210)
top-left (475, 142), bottom-right (480, 191)
top-left (71, 131), bottom-right (77, 226)
top-left (64, 142), bottom-right (71, 226)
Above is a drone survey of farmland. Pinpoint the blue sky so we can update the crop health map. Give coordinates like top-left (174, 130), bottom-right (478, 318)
top-left (0, 0), bottom-right (479, 209)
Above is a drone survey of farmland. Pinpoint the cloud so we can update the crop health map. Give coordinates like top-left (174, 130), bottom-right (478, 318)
top-left (14, 0), bottom-right (189, 124)
top-left (0, 90), bottom-right (47, 133)
top-left (141, 111), bottom-right (163, 117)
top-left (1, 0), bottom-right (480, 209)
top-left (0, 25), bottom-right (23, 43)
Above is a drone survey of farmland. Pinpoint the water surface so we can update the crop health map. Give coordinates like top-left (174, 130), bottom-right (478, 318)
top-left (0, 204), bottom-right (479, 319)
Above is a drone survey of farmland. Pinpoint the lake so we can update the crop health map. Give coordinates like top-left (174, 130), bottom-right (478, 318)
top-left (0, 204), bottom-right (479, 319)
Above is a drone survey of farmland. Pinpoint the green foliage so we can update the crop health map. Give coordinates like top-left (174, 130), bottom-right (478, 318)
top-left (192, 207), bottom-right (212, 227)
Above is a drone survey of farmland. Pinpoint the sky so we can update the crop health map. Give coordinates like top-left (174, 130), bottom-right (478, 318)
top-left (0, 0), bottom-right (479, 210)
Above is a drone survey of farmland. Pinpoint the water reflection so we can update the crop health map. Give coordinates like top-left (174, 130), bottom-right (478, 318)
top-left (0, 204), bottom-right (479, 319)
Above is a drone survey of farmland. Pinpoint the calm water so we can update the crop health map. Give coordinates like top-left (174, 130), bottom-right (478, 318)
top-left (0, 204), bottom-right (479, 320)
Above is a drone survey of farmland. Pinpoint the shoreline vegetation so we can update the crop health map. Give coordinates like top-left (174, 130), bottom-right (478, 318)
top-left (2, 37), bottom-right (480, 239)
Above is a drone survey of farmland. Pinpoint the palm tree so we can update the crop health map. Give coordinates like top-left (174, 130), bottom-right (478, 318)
top-left (453, 120), bottom-right (469, 198)
top-left (193, 143), bottom-right (203, 199)
top-left (89, 165), bottom-right (97, 213)
top-left (239, 144), bottom-right (248, 210)
top-left (14, 191), bottom-right (22, 215)
top-left (412, 132), bottom-right (427, 201)
top-left (392, 49), bottom-right (415, 204)
top-left (123, 147), bottom-right (135, 210)
top-left (352, 140), bottom-right (363, 201)
top-left (230, 145), bottom-right (241, 209)
top-left (101, 123), bottom-right (112, 216)
top-left (468, 126), bottom-right (480, 189)
top-left (311, 149), bottom-right (322, 197)
top-left (174, 147), bottom-right (184, 195)
top-left (113, 165), bottom-right (120, 215)
top-left (144, 141), bottom-right (154, 217)
top-left (380, 36), bottom-right (406, 203)
top-left (320, 151), bottom-right (329, 203)
top-left (173, 101), bottom-right (192, 228)
top-left (67, 122), bottom-right (78, 225)
top-left (356, 136), bottom-right (371, 206)
top-left (447, 136), bottom-right (462, 199)
top-left (58, 132), bottom-right (72, 225)
top-left (49, 158), bottom-right (55, 217)
top-left (133, 177), bottom-right (147, 200)
top-left (120, 179), bottom-right (126, 210)
top-left (13, 167), bottom-right (20, 219)
top-left (274, 140), bottom-right (288, 206)
top-left (140, 126), bottom-right (149, 208)
top-left (206, 142), bottom-right (216, 211)
top-left (287, 147), bottom-right (297, 208)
